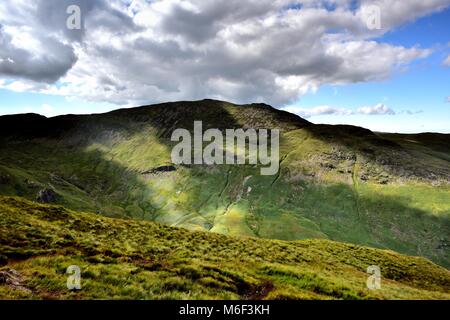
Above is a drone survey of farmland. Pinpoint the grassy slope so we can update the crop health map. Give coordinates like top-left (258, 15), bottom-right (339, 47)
top-left (0, 100), bottom-right (449, 267)
top-left (0, 196), bottom-right (449, 300)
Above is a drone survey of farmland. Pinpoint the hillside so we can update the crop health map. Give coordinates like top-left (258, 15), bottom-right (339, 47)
top-left (1, 196), bottom-right (449, 300)
top-left (0, 99), bottom-right (449, 267)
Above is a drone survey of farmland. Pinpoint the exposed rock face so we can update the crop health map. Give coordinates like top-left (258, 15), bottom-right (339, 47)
top-left (36, 188), bottom-right (58, 203)
top-left (142, 165), bottom-right (177, 174)
top-left (50, 173), bottom-right (66, 184)
top-left (0, 269), bottom-right (31, 293)
top-left (25, 179), bottom-right (40, 189)
top-left (0, 269), bottom-right (21, 285)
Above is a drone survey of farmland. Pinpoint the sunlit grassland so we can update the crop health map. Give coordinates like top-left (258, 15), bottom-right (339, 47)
top-left (0, 100), bottom-right (449, 270)
top-left (1, 196), bottom-right (449, 300)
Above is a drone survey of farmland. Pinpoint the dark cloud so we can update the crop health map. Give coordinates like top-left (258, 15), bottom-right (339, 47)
top-left (0, 0), bottom-right (448, 105)
top-left (35, 0), bottom-right (138, 41)
top-left (0, 26), bottom-right (77, 83)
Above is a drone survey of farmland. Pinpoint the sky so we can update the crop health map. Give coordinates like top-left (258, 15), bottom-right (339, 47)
top-left (0, 0), bottom-right (449, 133)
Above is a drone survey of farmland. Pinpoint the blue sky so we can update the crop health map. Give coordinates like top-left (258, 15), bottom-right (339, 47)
top-left (0, 89), bottom-right (115, 117)
top-left (287, 7), bottom-right (450, 133)
top-left (0, 1), bottom-right (449, 133)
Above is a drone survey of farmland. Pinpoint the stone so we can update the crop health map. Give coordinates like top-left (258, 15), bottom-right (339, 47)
top-left (36, 188), bottom-right (58, 203)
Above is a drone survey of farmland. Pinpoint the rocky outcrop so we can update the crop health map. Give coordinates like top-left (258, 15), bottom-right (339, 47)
top-left (36, 188), bottom-right (58, 203)
top-left (142, 165), bottom-right (177, 174)
top-left (0, 269), bottom-right (31, 293)
top-left (25, 179), bottom-right (40, 189)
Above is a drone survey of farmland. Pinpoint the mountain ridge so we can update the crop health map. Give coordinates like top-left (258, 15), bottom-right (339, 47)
top-left (0, 99), bottom-right (448, 267)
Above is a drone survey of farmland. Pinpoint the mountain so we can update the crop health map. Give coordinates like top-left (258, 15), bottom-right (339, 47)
top-left (1, 196), bottom-right (449, 299)
top-left (0, 99), bottom-right (449, 268)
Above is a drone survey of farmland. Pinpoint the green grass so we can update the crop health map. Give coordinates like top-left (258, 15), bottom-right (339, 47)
top-left (0, 196), bottom-right (449, 300)
top-left (0, 99), bottom-right (449, 269)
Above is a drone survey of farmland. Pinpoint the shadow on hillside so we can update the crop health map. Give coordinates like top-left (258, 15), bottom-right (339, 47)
top-left (280, 180), bottom-right (450, 268)
top-left (287, 122), bottom-right (450, 183)
top-left (0, 142), bottom-right (158, 220)
top-left (0, 100), bottom-right (448, 268)
top-left (0, 100), bottom-right (248, 222)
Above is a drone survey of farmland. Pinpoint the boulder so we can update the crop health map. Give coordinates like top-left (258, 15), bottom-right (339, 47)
top-left (36, 188), bottom-right (58, 203)
top-left (0, 269), bottom-right (21, 286)
top-left (25, 179), bottom-right (40, 189)
top-left (0, 269), bottom-right (31, 293)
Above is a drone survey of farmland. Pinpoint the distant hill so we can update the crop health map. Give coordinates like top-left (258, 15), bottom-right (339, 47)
top-left (0, 99), bottom-right (449, 267)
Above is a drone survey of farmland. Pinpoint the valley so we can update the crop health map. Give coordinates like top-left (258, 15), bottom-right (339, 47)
top-left (0, 99), bottom-right (449, 269)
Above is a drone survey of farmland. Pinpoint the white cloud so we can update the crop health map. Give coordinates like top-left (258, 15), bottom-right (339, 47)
top-left (283, 103), bottom-right (413, 118)
top-left (444, 54), bottom-right (450, 66)
top-left (0, 0), bottom-right (448, 107)
top-left (398, 109), bottom-right (424, 115)
top-left (282, 105), bottom-right (354, 118)
top-left (358, 103), bottom-right (396, 115)
top-left (358, 0), bottom-right (450, 31)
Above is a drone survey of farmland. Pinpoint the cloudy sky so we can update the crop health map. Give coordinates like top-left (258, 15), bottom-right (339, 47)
top-left (0, 0), bottom-right (449, 133)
